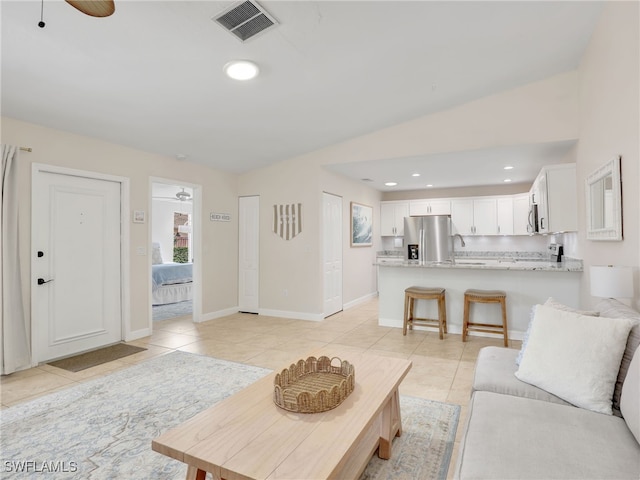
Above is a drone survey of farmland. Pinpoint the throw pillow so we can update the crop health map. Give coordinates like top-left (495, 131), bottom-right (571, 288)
top-left (515, 304), bottom-right (635, 415)
top-left (515, 298), bottom-right (600, 365)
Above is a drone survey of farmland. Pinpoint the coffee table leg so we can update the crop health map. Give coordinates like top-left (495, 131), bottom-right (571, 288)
top-left (186, 465), bottom-right (207, 480)
top-left (378, 388), bottom-right (402, 459)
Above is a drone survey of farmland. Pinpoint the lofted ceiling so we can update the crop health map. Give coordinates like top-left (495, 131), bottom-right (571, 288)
top-left (1, 1), bottom-right (602, 190)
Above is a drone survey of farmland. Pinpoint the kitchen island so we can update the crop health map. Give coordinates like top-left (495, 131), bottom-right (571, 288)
top-left (376, 258), bottom-right (582, 339)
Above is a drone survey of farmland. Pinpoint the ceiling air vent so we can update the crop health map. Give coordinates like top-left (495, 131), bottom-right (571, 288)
top-left (213, 0), bottom-right (278, 42)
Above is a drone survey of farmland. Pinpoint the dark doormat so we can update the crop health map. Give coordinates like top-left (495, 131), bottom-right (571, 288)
top-left (47, 343), bottom-right (147, 372)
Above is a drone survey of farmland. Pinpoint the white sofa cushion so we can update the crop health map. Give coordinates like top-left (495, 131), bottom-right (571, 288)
top-left (473, 346), bottom-right (572, 406)
top-left (516, 304), bottom-right (635, 415)
top-left (620, 347), bottom-right (640, 444)
top-left (454, 391), bottom-right (640, 479)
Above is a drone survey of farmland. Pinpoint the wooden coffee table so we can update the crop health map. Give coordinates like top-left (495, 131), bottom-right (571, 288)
top-left (152, 348), bottom-right (412, 480)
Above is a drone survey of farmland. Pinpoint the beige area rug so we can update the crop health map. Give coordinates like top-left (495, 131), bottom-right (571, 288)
top-left (47, 343), bottom-right (147, 372)
top-left (3, 351), bottom-right (460, 479)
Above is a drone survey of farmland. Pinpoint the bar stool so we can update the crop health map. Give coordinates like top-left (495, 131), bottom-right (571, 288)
top-left (462, 289), bottom-right (508, 346)
top-left (403, 286), bottom-right (447, 339)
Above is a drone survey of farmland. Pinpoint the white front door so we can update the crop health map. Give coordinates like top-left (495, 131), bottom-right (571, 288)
top-left (239, 196), bottom-right (259, 313)
top-left (32, 169), bottom-right (122, 362)
top-left (323, 192), bottom-right (343, 317)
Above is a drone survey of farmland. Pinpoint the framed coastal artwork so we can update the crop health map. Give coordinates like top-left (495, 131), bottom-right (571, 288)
top-left (350, 202), bottom-right (373, 247)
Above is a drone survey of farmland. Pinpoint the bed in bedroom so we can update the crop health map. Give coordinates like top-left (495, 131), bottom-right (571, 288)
top-left (152, 262), bottom-right (193, 305)
top-left (151, 243), bottom-right (193, 306)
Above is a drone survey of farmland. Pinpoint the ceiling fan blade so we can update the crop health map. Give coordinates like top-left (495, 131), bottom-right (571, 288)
top-left (65, 0), bottom-right (115, 18)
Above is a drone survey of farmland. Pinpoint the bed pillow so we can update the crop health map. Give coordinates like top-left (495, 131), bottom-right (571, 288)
top-left (515, 304), bottom-right (634, 415)
top-left (152, 243), bottom-right (163, 265)
top-left (515, 298), bottom-right (600, 365)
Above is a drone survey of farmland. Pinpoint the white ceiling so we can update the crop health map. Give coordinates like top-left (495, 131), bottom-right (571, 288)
top-left (2, 1), bottom-right (602, 190)
top-left (152, 183), bottom-right (193, 202)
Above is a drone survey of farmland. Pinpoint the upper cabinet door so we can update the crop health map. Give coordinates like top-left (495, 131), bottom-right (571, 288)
top-left (512, 193), bottom-right (530, 235)
top-left (473, 198), bottom-right (498, 235)
top-left (496, 197), bottom-right (514, 235)
top-left (409, 199), bottom-right (451, 216)
top-left (380, 201), bottom-right (409, 236)
top-left (450, 199), bottom-right (474, 235)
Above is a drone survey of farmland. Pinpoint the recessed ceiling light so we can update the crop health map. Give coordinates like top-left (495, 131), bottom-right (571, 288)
top-left (412, 173), bottom-right (421, 177)
top-left (504, 178), bottom-right (512, 183)
top-left (385, 182), bottom-right (398, 187)
top-left (504, 165), bottom-right (514, 170)
top-left (223, 60), bottom-right (259, 80)
top-left (426, 184), bottom-right (433, 187)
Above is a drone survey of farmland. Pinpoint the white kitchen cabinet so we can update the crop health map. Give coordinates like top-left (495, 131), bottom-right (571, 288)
top-left (512, 193), bottom-right (530, 235)
top-left (409, 199), bottom-right (451, 216)
top-left (496, 197), bottom-right (514, 235)
top-left (380, 201), bottom-right (409, 236)
top-left (451, 197), bottom-right (498, 235)
top-left (531, 164), bottom-right (577, 233)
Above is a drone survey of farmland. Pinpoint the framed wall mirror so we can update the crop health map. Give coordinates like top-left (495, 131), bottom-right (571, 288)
top-left (586, 156), bottom-right (622, 241)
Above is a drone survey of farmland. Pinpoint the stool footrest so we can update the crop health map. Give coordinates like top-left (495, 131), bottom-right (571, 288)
top-left (465, 322), bottom-right (504, 329)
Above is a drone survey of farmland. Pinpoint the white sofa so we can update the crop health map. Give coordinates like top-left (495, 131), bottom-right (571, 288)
top-left (454, 298), bottom-right (640, 479)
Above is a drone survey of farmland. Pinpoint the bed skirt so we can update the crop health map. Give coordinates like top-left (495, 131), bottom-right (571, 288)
top-left (152, 283), bottom-right (193, 306)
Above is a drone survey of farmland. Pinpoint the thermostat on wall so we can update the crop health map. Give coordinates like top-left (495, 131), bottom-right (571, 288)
top-left (210, 212), bottom-right (231, 222)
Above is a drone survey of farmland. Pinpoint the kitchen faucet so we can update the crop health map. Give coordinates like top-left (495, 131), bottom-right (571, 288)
top-left (452, 234), bottom-right (466, 247)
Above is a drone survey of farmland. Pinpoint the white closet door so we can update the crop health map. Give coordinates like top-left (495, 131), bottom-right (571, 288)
top-left (239, 196), bottom-right (259, 313)
top-left (323, 192), bottom-right (343, 317)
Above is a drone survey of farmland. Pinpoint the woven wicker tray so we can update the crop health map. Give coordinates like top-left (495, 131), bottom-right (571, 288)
top-left (273, 356), bottom-right (355, 414)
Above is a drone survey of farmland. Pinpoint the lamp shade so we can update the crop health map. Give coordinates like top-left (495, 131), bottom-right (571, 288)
top-left (590, 265), bottom-right (633, 298)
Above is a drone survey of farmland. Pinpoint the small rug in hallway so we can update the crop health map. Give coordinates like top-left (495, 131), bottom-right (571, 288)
top-left (152, 299), bottom-right (192, 321)
top-left (46, 343), bottom-right (147, 372)
top-left (1, 351), bottom-right (460, 480)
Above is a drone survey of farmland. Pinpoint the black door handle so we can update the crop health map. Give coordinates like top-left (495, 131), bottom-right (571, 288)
top-left (37, 278), bottom-right (54, 285)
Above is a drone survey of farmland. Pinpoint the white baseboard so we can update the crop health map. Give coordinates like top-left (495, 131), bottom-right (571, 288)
top-left (259, 309), bottom-right (324, 322)
top-left (125, 327), bottom-right (151, 342)
top-left (343, 292), bottom-right (378, 310)
top-left (199, 306), bottom-right (242, 323)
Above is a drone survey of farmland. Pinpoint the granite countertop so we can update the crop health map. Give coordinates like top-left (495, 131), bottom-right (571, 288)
top-left (375, 251), bottom-right (583, 272)
top-left (375, 258), bottom-right (583, 272)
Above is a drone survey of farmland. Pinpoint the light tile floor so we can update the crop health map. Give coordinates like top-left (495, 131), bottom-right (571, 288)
top-left (0, 298), bottom-right (520, 477)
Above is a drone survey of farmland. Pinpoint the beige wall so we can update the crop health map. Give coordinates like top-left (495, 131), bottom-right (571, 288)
top-left (2, 117), bottom-right (240, 336)
top-left (577, 1), bottom-right (640, 310)
top-left (238, 152), bottom-right (382, 317)
top-left (4, 1), bottom-right (638, 347)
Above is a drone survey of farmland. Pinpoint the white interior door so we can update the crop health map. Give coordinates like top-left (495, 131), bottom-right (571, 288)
top-left (323, 192), bottom-right (343, 317)
top-left (239, 196), bottom-right (259, 313)
top-left (32, 170), bottom-right (122, 362)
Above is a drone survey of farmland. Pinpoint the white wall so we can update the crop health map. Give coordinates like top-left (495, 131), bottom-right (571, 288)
top-left (576, 1), bottom-right (640, 310)
top-left (2, 117), bottom-right (239, 336)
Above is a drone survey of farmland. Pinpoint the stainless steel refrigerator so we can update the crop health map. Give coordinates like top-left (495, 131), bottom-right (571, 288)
top-left (403, 215), bottom-right (452, 264)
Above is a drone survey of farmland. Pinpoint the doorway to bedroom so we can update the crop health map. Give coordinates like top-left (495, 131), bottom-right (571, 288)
top-left (151, 181), bottom-right (197, 323)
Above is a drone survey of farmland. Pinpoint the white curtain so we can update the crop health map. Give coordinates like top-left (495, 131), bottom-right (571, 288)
top-left (1, 145), bottom-right (31, 374)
